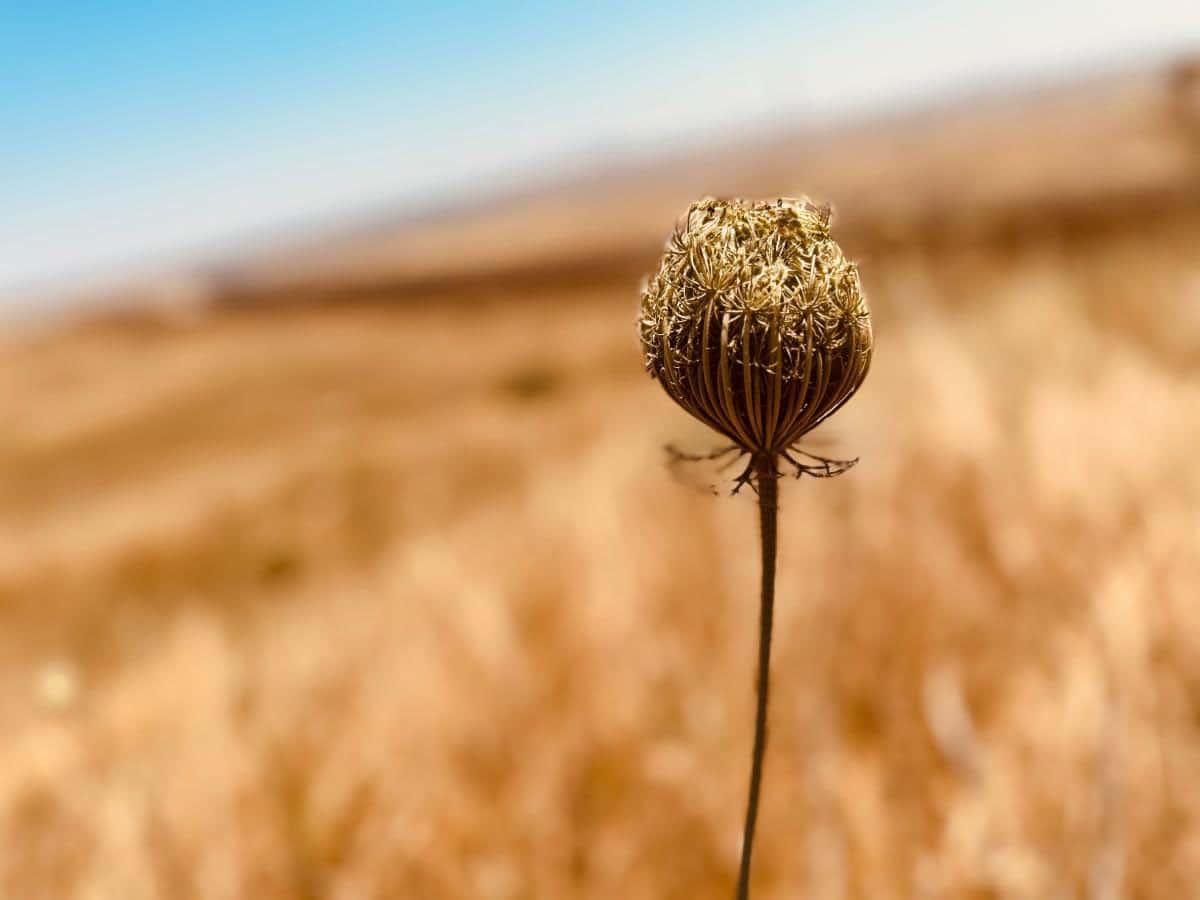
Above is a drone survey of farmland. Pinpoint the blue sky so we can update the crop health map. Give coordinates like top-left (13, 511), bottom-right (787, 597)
top-left (2, 1), bottom-right (1198, 302)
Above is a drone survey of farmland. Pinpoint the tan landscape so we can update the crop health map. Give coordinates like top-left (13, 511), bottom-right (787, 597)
top-left (2, 61), bottom-right (1200, 898)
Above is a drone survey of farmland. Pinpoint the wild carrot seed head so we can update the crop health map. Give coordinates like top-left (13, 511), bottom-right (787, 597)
top-left (640, 197), bottom-right (873, 456)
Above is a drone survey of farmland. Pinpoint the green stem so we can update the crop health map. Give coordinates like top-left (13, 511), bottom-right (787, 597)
top-left (736, 454), bottom-right (778, 900)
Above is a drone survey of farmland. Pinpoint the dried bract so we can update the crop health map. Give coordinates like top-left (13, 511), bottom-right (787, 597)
top-left (640, 197), bottom-right (872, 458)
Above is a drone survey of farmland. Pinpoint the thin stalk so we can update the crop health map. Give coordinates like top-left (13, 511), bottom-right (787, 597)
top-left (736, 454), bottom-right (778, 899)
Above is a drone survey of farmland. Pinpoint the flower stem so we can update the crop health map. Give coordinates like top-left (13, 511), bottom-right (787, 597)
top-left (736, 454), bottom-right (778, 899)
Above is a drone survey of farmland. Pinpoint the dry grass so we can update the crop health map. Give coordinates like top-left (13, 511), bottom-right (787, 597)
top-left (3, 67), bottom-right (1200, 899)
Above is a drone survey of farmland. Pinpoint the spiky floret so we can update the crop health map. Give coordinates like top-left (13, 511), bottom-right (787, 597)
top-left (639, 197), bottom-right (872, 457)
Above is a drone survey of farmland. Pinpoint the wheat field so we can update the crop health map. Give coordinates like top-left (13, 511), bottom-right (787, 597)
top-left (2, 68), bottom-right (1200, 899)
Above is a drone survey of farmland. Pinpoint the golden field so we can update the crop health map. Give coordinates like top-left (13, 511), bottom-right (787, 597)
top-left (2, 65), bottom-right (1200, 898)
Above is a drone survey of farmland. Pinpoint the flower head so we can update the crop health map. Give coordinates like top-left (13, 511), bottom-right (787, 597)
top-left (640, 197), bottom-right (872, 457)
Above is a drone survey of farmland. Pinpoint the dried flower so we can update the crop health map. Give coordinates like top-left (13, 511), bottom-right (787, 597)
top-left (638, 197), bottom-right (872, 899)
top-left (640, 196), bottom-right (872, 481)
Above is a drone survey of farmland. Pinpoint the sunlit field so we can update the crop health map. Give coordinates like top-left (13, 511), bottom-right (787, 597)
top-left (2, 66), bottom-right (1199, 898)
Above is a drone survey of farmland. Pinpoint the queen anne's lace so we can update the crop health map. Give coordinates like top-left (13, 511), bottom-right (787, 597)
top-left (640, 197), bottom-right (873, 456)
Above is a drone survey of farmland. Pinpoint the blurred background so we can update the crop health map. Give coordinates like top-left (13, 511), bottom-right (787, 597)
top-left (3, 3), bottom-right (1200, 898)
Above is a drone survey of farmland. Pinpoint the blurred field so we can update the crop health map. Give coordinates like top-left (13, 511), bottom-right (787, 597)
top-left (3, 64), bottom-right (1200, 899)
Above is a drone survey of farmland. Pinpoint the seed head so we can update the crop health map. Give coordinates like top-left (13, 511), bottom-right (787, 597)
top-left (640, 197), bottom-right (872, 457)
